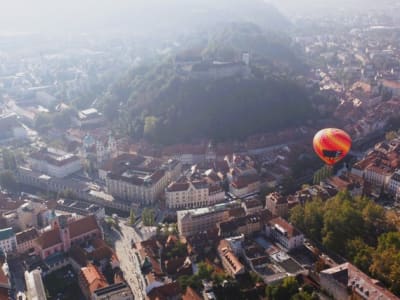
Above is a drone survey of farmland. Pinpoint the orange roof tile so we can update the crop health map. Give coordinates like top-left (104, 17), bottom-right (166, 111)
top-left (36, 228), bottom-right (62, 249)
top-left (69, 215), bottom-right (99, 238)
top-left (81, 264), bottom-right (108, 294)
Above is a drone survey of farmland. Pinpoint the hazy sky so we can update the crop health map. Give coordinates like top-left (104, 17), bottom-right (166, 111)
top-left (0, 0), bottom-right (280, 35)
top-left (0, 0), bottom-right (396, 35)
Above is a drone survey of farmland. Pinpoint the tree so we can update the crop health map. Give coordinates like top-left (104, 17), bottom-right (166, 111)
top-left (129, 209), bottom-right (136, 225)
top-left (34, 113), bottom-right (52, 132)
top-left (369, 232), bottom-right (400, 295)
top-left (266, 276), bottom-right (300, 300)
top-left (0, 171), bottom-right (17, 191)
top-left (58, 189), bottom-right (77, 199)
top-left (385, 131), bottom-right (397, 141)
top-left (197, 262), bottom-right (214, 280)
top-left (142, 208), bottom-right (155, 226)
top-left (2, 149), bottom-right (17, 171)
top-left (346, 238), bottom-right (373, 273)
top-left (143, 116), bottom-right (159, 140)
top-left (52, 109), bottom-right (74, 129)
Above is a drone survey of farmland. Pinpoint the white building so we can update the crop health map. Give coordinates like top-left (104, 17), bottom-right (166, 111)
top-left (0, 228), bottom-right (16, 253)
top-left (230, 175), bottom-right (260, 197)
top-left (0, 113), bottom-right (28, 143)
top-left (105, 155), bottom-right (181, 205)
top-left (25, 269), bottom-right (46, 300)
top-left (17, 201), bottom-right (48, 230)
top-left (363, 165), bottom-right (392, 188)
top-left (96, 135), bottom-right (118, 164)
top-left (387, 170), bottom-right (400, 198)
top-left (177, 202), bottom-right (238, 237)
top-left (265, 192), bottom-right (288, 218)
top-left (73, 108), bottom-right (104, 128)
top-left (264, 217), bottom-right (304, 250)
top-left (166, 179), bottom-right (225, 209)
top-left (320, 263), bottom-right (399, 300)
top-left (29, 148), bottom-right (82, 178)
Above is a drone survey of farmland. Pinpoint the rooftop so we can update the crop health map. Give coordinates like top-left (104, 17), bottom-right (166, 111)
top-left (321, 263), bottom-right (399, 300)
top-left (16, 228), bottom-right (38, 244)
top-left (0, 228), bottom-right (13, 241)
top-left (80, 264), bottom-right (108, 294)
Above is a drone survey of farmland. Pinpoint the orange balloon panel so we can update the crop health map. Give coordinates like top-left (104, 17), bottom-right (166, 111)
top-left (313, 128), bottom-right (352, 165)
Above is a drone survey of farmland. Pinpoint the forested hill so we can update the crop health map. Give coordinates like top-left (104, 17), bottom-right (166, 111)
top-left (137, 77), bottom-right (313, 144)
top-left (100, 23), bottom-right (316, 145)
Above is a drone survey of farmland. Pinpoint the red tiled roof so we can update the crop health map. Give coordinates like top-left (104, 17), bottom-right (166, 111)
top-left (269, 217), bottom-right (301, 239)
top-left (182, 287), bottom-right (202, 300)
top-left (167, 182), bottom-right (190, 192)
top-left (36, 228), bottom-right (62, 249)
top-left (231, 175), bottom-right (260, 189)
top-left (147, 282), bottom-right (181, 300)
top-left (69, 215), bottom-right (99, 238)
top-left (0, 287), bottom-right (8, 300)
top-left (80, 264), bottom-right (108, 294)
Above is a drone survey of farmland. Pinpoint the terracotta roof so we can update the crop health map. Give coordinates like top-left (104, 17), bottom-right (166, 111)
top-left (164, 257), bottom-right (191, 275)
top-left (36, 228), bottom-right (62, 249)
top-left (218, 240), bottom-right (244, 275)
top-left (228, 207), bottom-right (246, 218)
top-left (231, 174), bottom-right (260, 189)
top-left (244, 198), bottom-right (262, 209)
top-left (268, 217), bottom-right (302, 239)
top-left (16, 228), bottom-right (38, 244)
top-left (69, 215), bottom-right (99, 238)
top-left (382, 79), bottom-right (400, 89)
top-left (166, 182), bottom-right (190, 192)
top-left (147, 282), bottom-right (181, 300)
top-left (80, 264), bottom-right (108, 294)
top-left (182, 287), bottom-right (202, 300)
top-left (0, 287), bottom-right (8, 300)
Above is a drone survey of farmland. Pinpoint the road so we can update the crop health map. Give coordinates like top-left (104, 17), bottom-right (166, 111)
top-left (111, 221), bottom-right (147, 300)
top-left (8, 256), bottom-right (26, 300)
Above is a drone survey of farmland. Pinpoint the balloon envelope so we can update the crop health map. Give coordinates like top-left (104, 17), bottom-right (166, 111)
top-left (313, 128), bottom-right (351, 165)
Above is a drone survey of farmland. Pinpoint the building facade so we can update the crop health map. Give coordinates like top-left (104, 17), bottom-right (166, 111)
top-left (177, 203), bottom-right (239, 237)
top-left (25, 269), bottom-right (46, 300)
top-left (35, 215), bottom-right (102, 259)
top-left (166, 180), bottom-right (223, 209)
top-left (265, 192), bottom-right (288, 218)
top-left (217, 239), bottom-right (245, 277)
top-left (320, 263), bottom-right (399, 300)
top-left (0, 228), bottom-right (16, 253)
top-left (264, 217), bottom-right (304, 250)
top-left (29, 148), bottom-right (82, 178)
top-left (106, 156), bottom-right (181, 205)
top-left (16, 228), bottom-right (38, 254)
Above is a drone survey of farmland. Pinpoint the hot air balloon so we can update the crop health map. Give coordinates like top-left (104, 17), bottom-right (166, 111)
top-left (313, 128), bottom-right (351, 166)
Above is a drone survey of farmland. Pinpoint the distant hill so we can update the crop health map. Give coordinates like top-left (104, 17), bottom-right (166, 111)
top-left (201, 22), bottom-right (303, 70)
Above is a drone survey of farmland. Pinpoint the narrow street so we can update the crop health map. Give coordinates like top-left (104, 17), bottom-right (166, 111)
top-left (111, 221), bottom-right (147, 300)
